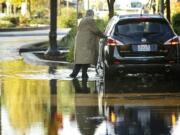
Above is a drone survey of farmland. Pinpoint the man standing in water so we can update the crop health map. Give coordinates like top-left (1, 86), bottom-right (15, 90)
top-left (69, 9), bottom-right (106, 79)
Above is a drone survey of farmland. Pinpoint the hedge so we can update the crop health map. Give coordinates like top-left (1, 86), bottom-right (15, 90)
top-left (172, 13), bottom-right (180, 35)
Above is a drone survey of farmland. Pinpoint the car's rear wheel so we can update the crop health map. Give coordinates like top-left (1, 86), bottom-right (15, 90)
top-left (103, 63), bottom-right (113, 80)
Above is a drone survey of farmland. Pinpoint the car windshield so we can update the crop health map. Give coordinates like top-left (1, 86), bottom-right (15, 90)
top-left (114, 19), bottom-right (174, 44)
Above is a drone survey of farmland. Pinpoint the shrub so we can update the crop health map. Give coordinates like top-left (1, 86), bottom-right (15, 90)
top-left (57, 8), bottom-right (77, 62)
top-left (9, 17), bottom-right (19, 25)
top-left (172, 12), bottom-right (180, 35)
top-left (30, 8), bottom-right (50, 25)
top-left (31, 8), bottom-right (49, 19)
top-left (61, 28), bottom-right (76, 62)
top-left (30, 18), bottom-right (49, 25)
top-left (57, 7), bottom-right (77, 28)
top-left (0, 20), bottom-right (14, 28)
top-left (66, 42), bottom-right (74, 62)
top-left (1, 16), bottom-right (19, 26)
top-left (19, 16), bottom-right (30, 26)
top-left (95, 18), bottom-right (108, 32)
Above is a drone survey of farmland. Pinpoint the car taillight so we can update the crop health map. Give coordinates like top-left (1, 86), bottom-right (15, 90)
top-left (106, 37), bottom-right (124, 46)
top-left (164, 36), bottom-right (180, 45)
top-left (113, 59), bottom-right (120, 64)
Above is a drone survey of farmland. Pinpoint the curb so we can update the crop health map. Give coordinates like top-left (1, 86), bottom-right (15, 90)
top-left (21, 52), bottom-right (73, 67)
top-left (0, 28), bottom-right (71, 37)
top-left (18, 28), bottom-right (73, 67)
top-left (0, 26), bottom-right (49, 32)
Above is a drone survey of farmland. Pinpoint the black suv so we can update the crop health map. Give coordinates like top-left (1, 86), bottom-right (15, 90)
top-left (97, 14), bottom-right (180, 78)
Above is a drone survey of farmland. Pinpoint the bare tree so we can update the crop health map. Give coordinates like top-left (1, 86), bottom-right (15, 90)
top-left (107, 0), bottom-right (115, 19)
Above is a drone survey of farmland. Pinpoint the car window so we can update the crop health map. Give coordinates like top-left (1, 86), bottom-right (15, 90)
top-left (116, 20), bottom-right (172, 34)
top-left (114, 18), bottom-right (174, 44)
top-left (117, 24), bottom-right (130, 34)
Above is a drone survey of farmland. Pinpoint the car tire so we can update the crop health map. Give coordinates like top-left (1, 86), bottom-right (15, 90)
top-left (103, 63), bottom-right (113, 80)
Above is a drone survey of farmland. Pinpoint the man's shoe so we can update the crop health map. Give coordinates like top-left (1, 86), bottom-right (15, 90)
top-left (82, 74), bottom-right (88, 79)
top-left (69, 73), bottom-right (77, 78)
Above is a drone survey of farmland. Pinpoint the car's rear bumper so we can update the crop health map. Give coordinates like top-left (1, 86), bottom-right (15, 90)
top-left (109, 63), bottom-right (179, 73)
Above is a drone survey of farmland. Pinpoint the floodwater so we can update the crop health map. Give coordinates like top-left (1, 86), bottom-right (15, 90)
top-left (1, 58), bottom-right (180, 135)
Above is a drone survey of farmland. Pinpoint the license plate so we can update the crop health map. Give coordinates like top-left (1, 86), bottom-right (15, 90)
top-left (138, 45), bottom-right (151, 52)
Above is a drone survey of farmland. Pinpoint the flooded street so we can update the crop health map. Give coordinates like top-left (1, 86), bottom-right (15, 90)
top-left (0, 32), bottom-right (180, 134)
top-left (1, 57), bottom-right (180, 135)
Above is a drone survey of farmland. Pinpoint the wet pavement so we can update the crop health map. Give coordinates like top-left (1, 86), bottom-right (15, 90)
top-left (1, 31), bottom-right (180, 135)
top-left (0, 28), bottom-right (70, 61)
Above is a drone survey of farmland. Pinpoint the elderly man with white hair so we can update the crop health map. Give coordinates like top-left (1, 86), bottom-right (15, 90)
top-left (69, 9), bottom-right (106, 79)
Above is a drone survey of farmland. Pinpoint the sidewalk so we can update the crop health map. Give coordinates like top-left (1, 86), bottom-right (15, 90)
top-left (0, 28), bottom-right (70, 39)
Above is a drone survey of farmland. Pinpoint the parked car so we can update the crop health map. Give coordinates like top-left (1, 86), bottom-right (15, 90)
top-left (96, 14), bottom-right (180, 79)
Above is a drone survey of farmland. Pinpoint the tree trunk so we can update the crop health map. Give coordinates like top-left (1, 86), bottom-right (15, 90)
top-left (66, 0), bottom-right (69, 15)
top-left (107, 0), bottom-right (115, 20)
top-left (160, 0), bottom-right (164, 15)
top-left (0, 4), bottom-right (2, 13)
top-left (6, 2), bottom-right (11, 15)
top-left (27, 0), bottom-right (31, 17)
top-left (166, 0), bottom-right (170, 22)
top-left (13, 5), bottom-right (16, 15)
top-left (59, 0), bottom-right (61, 15)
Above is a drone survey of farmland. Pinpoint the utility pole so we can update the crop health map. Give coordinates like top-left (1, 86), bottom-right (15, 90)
top-left (45, 0), bottom-right (59, 56)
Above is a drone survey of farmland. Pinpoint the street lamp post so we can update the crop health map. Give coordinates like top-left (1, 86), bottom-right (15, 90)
top-left (45, 0), bottom-right (59, 56)
top-left (48, 66), bottom-right (58, 134)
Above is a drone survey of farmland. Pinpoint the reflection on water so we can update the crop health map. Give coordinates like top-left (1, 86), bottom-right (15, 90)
top-left (1, 59), bottom-right (180, 135)
top-left (74, 105), bottom-right (180, 135)
top-left (104, 74), bottom-right (180, 93)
